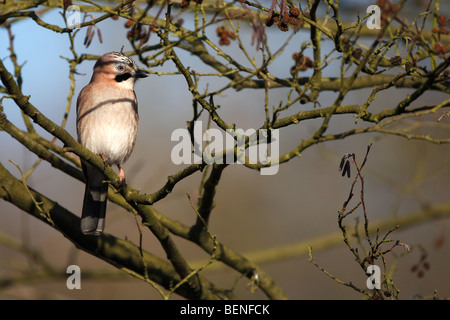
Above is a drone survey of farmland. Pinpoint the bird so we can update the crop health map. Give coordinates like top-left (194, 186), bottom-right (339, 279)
top-left (76, 51), bottom-right (148, 235)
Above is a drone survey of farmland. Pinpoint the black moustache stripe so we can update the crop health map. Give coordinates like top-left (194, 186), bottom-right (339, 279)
top-left (115, 73), bottom-right (132, 82)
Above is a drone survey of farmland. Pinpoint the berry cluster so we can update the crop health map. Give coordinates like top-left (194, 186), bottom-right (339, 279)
top-left (377, 0), bottom-right (399, 26)
top-left (216, 26), bottom-right (236, 46)
top-left (432, 15), bottom-right (450, 35)
top-left (291, 52), bottom-right (314, 74)
top-left (339, 37), bottom-right (365, 62)
top-left (434, 42), bottom-right (448, 59)
top-left (265, 6), bottom-right (306, 32)
top-left (124, 20), bottom-right (151, 44)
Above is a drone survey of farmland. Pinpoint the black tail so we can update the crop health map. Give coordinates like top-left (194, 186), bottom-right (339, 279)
top-left (81, 162), bottom-right (108, 235)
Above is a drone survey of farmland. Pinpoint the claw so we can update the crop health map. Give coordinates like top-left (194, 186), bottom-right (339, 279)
top-left (116, 164), bottom-right (127, 193)
top-left (99, 152), bottom-right (109, 164)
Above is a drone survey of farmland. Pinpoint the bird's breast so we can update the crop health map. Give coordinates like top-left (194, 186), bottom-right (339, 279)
top-left (77, 85), bottom-right (139, 165)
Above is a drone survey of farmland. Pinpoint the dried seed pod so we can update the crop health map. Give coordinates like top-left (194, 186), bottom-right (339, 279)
top-left (405, 61), bottom-right (414, 72)
top-left (434, 42), bottom-right (448, 58)
top-left (277, 20), bottom-right (289, 32)
top-left (216, 26), bottom-right (236, 46)
top-left (287, 16), bottom-right (302, 27)
top-left (437, 15), bottom-right (447, 27)
top-left (265, 17), bottom-right (274, 27)
top-left (216, 26), bottom-right (223, 36)
top-left (180, 0), bottom-right (190, 9)
top-left (97, 28), bottom-right (103, 44)
top-left (219, 38), bottom-right (231, 46)
top-left (272, 14), bottom-right (280, 23)
top-left (289, 7), bottom-right (300, 17)
top-left (352, 48), bottom-right (363, 59)
top-left (84, 25), bottom-right (94, 48)
top-left (390, 55), bottom-right (402, 66)
top-left (124, 19), bottom-right (133, 28)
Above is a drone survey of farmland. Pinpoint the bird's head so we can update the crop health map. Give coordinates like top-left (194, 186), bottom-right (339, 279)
top-left (91, 52), bottom-right (148, 89)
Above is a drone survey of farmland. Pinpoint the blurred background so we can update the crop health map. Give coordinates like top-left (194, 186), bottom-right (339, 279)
top-left (1, 0), bottom-right (449, 299)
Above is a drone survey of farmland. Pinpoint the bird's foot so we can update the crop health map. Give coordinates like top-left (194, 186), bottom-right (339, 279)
top-left (116, 165), bottom-right (127, 193)
top-left (98, 152), bottom-right (109, 164)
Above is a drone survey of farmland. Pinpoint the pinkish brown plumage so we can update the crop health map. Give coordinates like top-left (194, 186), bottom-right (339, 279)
top-left (77, 52), bottom-right (148, 235)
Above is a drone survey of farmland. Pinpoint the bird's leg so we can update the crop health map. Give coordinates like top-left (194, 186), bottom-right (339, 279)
top-left (116, 164), bottom-right (127, 192)
top-left (99, 152), bottom-right (109, 164)
top-left (98, 153), bottom-right (126, 192)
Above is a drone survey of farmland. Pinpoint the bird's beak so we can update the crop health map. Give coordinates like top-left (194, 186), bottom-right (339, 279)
top-left (134, 69), bottom-right (149, 78)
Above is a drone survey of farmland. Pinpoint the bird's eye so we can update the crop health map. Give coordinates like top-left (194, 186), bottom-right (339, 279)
top-left (117, 65), bottom-right (124, 72)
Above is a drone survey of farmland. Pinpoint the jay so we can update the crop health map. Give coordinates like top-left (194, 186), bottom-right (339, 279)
top-left (76, 52), bottom-right (148, 235)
